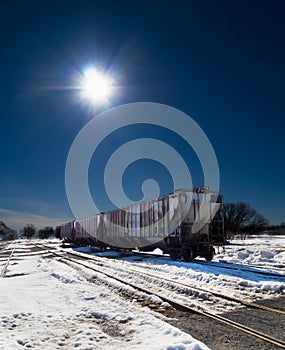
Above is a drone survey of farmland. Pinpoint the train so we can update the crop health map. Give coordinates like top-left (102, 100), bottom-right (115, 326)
top-left (60, 187), bottom-right (224, 262)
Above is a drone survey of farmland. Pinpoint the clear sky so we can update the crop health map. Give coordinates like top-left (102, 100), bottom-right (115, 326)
top-left (0, 0), bottom-right (284, 229)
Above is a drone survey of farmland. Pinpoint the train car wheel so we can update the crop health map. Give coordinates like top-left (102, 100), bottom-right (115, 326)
top-left (182, 246), bottom-right (194, 262)
top-left (205, 247), bottom-right (215, 261)
top-left (170, 249), bottom-right (181, 260)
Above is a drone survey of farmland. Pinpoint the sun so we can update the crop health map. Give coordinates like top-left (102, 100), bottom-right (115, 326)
top-left (80, 67), bottom-right (115, 105)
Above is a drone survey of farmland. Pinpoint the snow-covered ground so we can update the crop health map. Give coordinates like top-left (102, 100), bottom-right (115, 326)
top-left (0, 242), bottom-right (209, 350)
top-left (0, 235), bottom-right (284, 350)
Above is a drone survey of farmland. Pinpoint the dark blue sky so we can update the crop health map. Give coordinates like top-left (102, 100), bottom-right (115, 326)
top-left (0, 0), bottom-right (284, 229)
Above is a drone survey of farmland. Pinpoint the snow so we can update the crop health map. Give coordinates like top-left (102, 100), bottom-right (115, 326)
top-left (214, 236), bottom-right (285, 269)
top-left (1, 235), bottom-right (284, 349)
top-left (0, 243), bottom-right (209, 350)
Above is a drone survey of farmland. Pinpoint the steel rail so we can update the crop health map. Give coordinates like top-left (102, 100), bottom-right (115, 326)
top-left (194, 259), bottom-right (285, 278)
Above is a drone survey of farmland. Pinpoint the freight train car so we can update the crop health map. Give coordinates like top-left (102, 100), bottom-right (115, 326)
top-left (60, 187), bottom-right (223, 261)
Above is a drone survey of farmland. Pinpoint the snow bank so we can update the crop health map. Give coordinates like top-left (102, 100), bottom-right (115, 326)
top-left (215, 236), bottom-right (285, 269)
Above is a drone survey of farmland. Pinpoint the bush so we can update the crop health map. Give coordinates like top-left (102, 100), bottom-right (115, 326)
top-left (38, 226), bottom-right (54, 239)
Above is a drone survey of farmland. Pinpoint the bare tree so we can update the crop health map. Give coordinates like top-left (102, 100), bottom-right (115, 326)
top-left (0, 221), bottom-right (18, 241)
top-left (21, 224), bottom-right (36, 239)
top-left (224, 202), bottom-right (268, 239)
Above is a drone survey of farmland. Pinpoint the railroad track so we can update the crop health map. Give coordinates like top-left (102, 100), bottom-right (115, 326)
top-left (1, 247), bottom-right (15, 277)
top-left (54, 243), bottom-right (285, 276)
top-left (110, 249), bottom-right (285, 278)
top-left (115, 263), bottom-right (285, 315)
top-left (135, 250), bottom-right (285, 277)
top-left (35, 243), bottom-right (285, 315)
top-left (65, 249), bottom-right (285, 314)
top-left (0, 242), bottom-right (12, 255)
top-left (194, 259), bottom-right (285, 278)
top-left (0, 245), bottom-right (8, 253)
top-left (33, 243), bottom-right (285, 349)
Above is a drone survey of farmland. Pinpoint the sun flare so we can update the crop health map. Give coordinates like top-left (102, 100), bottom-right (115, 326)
top-left (80, 67), bottom-right (114, 105)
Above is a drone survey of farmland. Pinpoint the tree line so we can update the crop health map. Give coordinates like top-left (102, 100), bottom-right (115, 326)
top-left (0, 221), bottom-right (60, 241)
